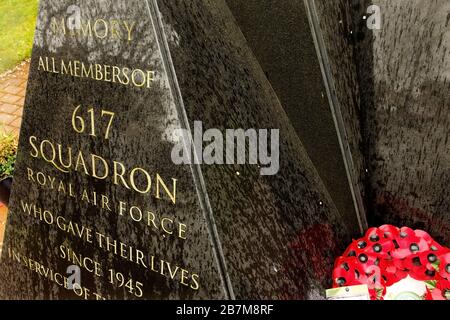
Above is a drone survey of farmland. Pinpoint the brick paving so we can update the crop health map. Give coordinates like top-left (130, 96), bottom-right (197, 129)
top-left (0, 61), bottom-right (29, 244)
top-left (0, 60), bottom-right (29, 136)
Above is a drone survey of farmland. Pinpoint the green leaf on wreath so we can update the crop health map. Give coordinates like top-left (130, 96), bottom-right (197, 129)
top-left (431, 261), bottom-right (440, 271)
top-left (376, 288), bottom-right (384, 300)
top-left (425, 280), bottom-right (437, 290)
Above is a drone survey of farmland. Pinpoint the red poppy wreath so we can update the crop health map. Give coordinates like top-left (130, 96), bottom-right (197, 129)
top-left (332, 225), bottom-right (450, 300)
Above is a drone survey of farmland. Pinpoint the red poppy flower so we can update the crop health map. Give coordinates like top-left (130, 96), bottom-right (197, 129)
top-left (403, 254), bottom-right (426, 280)
top-left (343, 241), bottom-right (359, 257)
top-left (366, 239), bottom-right (394, 259)
top-left (393, 269), bottom-right (409, 284)
top-left (369, 286), bottom-right (386, 300)
top-left (391, 256), bottom-right (406, 271)
top-left (391, 227), bottom-right (430, 259)
top-left (430, 278), bottom-right (450, 300)
top-left (358, 231), bottom-right (395, 259)
top-left (343, 238), bottom-right (374, 257)
top-left (364, 265), bottom-right (387, 291)
top-left (418, 251), bottom-right (439, 270)
top-left (424, 288), bottom-right (434, 300)
top-left (430, 289), bottom-right (446, 300)
top-left (332, 256), bottom-right (367, 287)
top-left (378, 225), bottom-right (400, 240)
top-left (365, 227), bottom-right (384, 242)
top-left (331, 225), bottom-right (449, 300)
top-left (438, 252), bottom-right (450, 280)
top-left (414, 230), bottom-right (433, 243)
top-left (377, 258), bottom-right (406, 286)
top-left (429, 240), bottom-right (450, 254)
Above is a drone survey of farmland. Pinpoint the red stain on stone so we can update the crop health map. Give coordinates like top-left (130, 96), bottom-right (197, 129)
top-left (278, 223), bottom-right (342, 299)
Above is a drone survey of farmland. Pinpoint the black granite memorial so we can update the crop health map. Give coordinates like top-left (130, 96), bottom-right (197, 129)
top-left (0, 0), bottom-right (357, 299)
top-left (226, 0), bottom-right (366, 236)
top-left (358, 0), bottom-right (450, 245)
top-left (310, 0), bottom-right (450, 245)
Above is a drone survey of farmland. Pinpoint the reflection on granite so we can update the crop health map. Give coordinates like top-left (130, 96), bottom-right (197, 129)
top-left (366, 0), bottom-right (450, 244)
top-left (312, 0), bottom-right (450, 245)
top-left (0, 0), bottom-right (357, 300)
top-left (157, 0), bottom-right (352, 299)
top-left (225, 0), bottom-right (362, 236)
top-left (313, 0), bottom-right (368, 231)
top-left (0, 0), bottom-right (224, 299)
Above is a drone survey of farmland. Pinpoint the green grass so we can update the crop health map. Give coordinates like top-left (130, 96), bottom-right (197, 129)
top-left (0, 0), bottom-right (39, 74)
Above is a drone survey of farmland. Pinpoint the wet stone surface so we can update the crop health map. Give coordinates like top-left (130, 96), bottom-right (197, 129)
top-left (226, 0), bottom-right (362, 236)
top-left (365, 0), bottom-right (450, 244)
top-left (0, 0), bottom-right (354, 299)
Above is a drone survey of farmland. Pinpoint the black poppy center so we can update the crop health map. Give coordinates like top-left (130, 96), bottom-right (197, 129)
top-left (359, 254), bottom-right (368, 263)
top-left (425, 269), bottom-right (436, 277)
top-left (410, 243), bottom-right (419, 252)
top-left (412, 257), bottom-right (421, 266)
top-left (358, 241), bottom-right (367, 249)
top-left (336, 277), bottom-right (346, 286)
top-left (444, 290), bottom-right (450, 300)
top-left (393, 240), bottom-right (400, 249)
